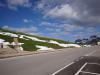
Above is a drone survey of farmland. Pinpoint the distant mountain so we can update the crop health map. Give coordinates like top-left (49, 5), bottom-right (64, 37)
top-left (0, 28), bottom-right (80, 51)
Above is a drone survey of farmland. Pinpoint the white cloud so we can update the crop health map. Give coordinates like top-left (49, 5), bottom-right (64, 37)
top-left (23, 18), bottom-right (32, 23)
top-left (15, 26), bottom-right (37, 33)
top-left (40, 21), bottom-right (52, 26)
top-left (23, 19), bottom-right (29, 23)
top-left (73, 26), bottom-right (98, 39)
top-left (2, 25), bottom-right (10, 29)
top-left (7, 0), bottom-right (32, 10)
top-left (46, 28), bottom-right (54, 32)
top-left (40, 21), bottom-right (60, 29)
top-left (37, 3), bottom-right (44, 9)
top-left (41, 21), bottom-right (84, 32)
top-left (45, 4), bottom-right (78, 19)
top-left (85, 27), bottom-right (96, 33)
top-left (2, 25), bottom-right (41, 35)
top-left (40, 21), bottom-right (85, 38)
top-left (62, 24), bottom-right (84, 32)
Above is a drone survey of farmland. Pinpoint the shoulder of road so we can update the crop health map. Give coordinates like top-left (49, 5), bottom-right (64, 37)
top-left (0, 46), bottom-right (100, 59)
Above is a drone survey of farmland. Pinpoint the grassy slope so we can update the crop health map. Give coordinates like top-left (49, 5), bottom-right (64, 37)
top-left (0, 28), bottom-right (73, 51)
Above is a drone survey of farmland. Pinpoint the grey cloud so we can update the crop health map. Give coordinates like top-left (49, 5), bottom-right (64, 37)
top-left (72, 0), bottom-right (100, 16)
top-left (7, 0), bottom-right (32, 10)
top-left (40, 0), bottom-right (100, 25)
top-left (71, 0), bottom-right (100, 23)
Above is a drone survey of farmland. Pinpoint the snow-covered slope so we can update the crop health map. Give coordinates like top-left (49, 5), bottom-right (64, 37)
top-left (0, 29), bottom-right (81, 51)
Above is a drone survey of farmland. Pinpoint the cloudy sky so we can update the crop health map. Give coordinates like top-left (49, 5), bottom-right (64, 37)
top-left (0, 0), bottom-right (100, 41)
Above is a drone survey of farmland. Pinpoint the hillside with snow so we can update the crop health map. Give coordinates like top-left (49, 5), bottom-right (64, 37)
top-left (0, 28), bottom-right (81, 51)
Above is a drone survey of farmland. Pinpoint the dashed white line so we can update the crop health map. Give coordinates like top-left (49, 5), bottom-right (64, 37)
top-left (51, 62), bottom-right (75, 75)
top-left (85, 50), bottom-right (97, 56)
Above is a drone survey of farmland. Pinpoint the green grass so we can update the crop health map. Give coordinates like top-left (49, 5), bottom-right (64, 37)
top-left (0, 34), bottom-right (13, 43)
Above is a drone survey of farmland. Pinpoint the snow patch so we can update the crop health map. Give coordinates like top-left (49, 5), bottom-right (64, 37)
top-left (3, 32), bottom-right (18, 37)
top-left (0, 39), bottom-right (5, 43)
top-left (49, 40), bottom-right (81, 48)
top-left (0, 31), bottom-right (47, 42)
top-left (0, 32), bottom-right (4, 35)
top-left (25, 36), bottom-right (47, 42)
top-left (19, 35), bottom-right (24, 38)
top-left (66, 44), bottom-right (81, 48)
top-left (49, 40), bottom-right (60, 44)
top-left (3, 42), bottom-right (10, 45)
top-left (36, 45), bottom-right (54, 51)
top-left (11, 42), bottom-right (24, 46)
top-left (83, 45), bottom-right (91, 47)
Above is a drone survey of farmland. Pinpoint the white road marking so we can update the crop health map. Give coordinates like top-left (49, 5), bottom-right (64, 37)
top-left (51, 50), bottom-right (98, 75)
top-left (75, 63), bottom-right (87, 75)
top-left (81, 71), bottom-right (100, 75)
top-left (80, 57), bottom-right (84, 59)
top-left (85, 50), bottom-right (97, 56)
top-left (88, 63), bottom-right (100, 66)
top-left (51, 62), bottom-right (75, 75)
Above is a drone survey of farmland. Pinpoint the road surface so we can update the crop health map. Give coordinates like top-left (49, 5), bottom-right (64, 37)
top-left (0, 46), bottom-right (100, 75)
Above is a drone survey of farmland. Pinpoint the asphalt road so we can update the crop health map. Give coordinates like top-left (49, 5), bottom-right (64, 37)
top-left (0, 46), bottom-right (100, 75)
